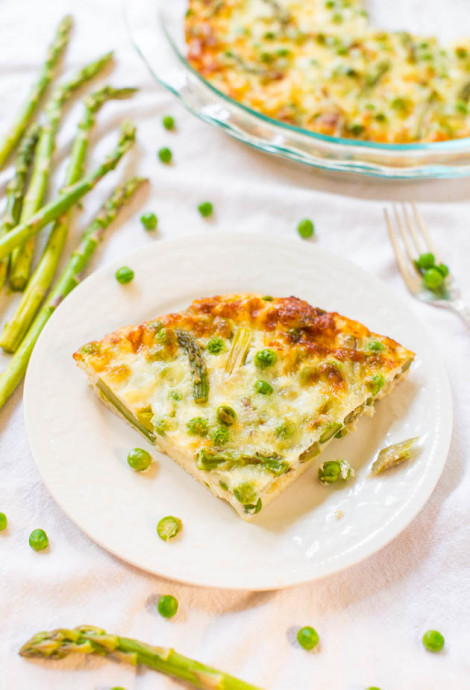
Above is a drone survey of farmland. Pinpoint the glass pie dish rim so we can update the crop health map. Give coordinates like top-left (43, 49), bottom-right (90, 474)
top-left (165, 24), bottom-right (470, 154)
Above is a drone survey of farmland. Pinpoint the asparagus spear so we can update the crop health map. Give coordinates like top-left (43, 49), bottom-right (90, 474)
top-left (19, 625), bottom-right (261, 690)
top-left (0, 86), bottom-right (137, 353)
top-left (197, 448), bottom-right (287, 474)
top-left (225, 327), bottom-right (252, 374)
top-left (0, 16), bottom-right (73, 170)
top-left (0, 177), bottom-right (146, 409)
top-left (0, 126), bottom-right (40, 289)
top-left (0, 121), bottom-right (136, 263)
top-left (176, 330), bottom-right (209, 403)
top-left (9, 51), bottom-right (114, 290)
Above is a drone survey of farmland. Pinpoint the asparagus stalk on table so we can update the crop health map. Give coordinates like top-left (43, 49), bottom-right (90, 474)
top-left (0, 126), bottom-right (40, 289)
top-left (0, 176), bottom-right (146, 409)
top-left (0, 16), bottom-right (73, 170)
top-left (9, 51), bottom-right (114, 291)
top-left (0, 121), bottom-right (136, 263)
top-left (19, 625), bottom-right (262, 690)
top-left (0, 86), bottom-right (137, 353)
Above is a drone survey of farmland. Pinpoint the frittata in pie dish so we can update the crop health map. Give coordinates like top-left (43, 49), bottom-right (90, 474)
top-left (74, 295), bottom-right (414, 519)
top-left (185, 0), bottom-right (470, 143)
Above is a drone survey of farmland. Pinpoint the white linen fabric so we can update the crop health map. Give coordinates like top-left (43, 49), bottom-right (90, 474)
top-left (0, 1), bottom-right (469, 688)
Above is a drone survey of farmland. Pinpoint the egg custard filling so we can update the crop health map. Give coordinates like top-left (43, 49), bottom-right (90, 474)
top-left (74, 294), bottom-right (414, 519)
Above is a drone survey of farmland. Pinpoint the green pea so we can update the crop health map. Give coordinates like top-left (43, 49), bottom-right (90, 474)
top-left (318, 459), bottom-right (353, 484)
top-left (158, 147), bottom-right (172, 164)
top-left (140, 212), bottom-right (158, 231)
top-left (157, 516), bottom-right (182, 541)
top-left (198, 201), bottom-right (213, 218)
top-left (275, 420), bottom-right (296, 439)
top-left (162, 115), bottom-right (175, 130)
top-left (0, 512), bottom-right (7, 531)
top-left (153, 417), bottom-right (169, 436)
top-left (367, 340), bottom-right (386, 353)
top-left (318, 461), bottom-right (341, 484)
top-left (424, 267), bottom-right (444, 290)
top-left (127, 448), bottom-right (152, 472)
top-left (115, 266), bottom-right (134, 284)
top-left (186, 417), bottom-right (209, 436)
top-left (456, 47), bottom-right (468, 59)
top-left (211, 426), bottom-right (229, 446)
top-left (206, 337), bottom-right (225, 354)
top-left (81, 342), bottom-right (100, 356)
top-left (216, 406), bottom-right (237, 426)
top-left (260, 51), bottom-right (273, 63)
top-left (254, 348), bottom-right (277, 369)
top-left (391, 97), bottom-right (408, 111)
top-left (261, 295), bottom-right (273, 301)
top-left (158, 594), bottom-right (179, 618)
top-left (169, 391), bottom-right (182, 401)
top-left (254, 380), bottom-right (273, 395)
top-left (422, 630), bottom-right (445, 652)
top-left (436, 263), bottom-right (449, 277)
top-left (349, 123), bottom-right (365, 136)
top-left (297, 218), bottom-right (314, 239)
top-left (234, 483), bottom-right (262, 514)
top-left (368, 373), bottom-right (385, 396)
top-left (29, 529), bottom-right (49, 552)
top-left (233, 482), bottom-right (258, 506)
top-left (416, 252), bottom-right (435, 270)
top-left (297, 626), bottom-right (319, 650)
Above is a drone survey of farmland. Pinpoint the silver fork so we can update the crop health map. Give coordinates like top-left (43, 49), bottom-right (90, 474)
top-left (384, 201), bottom-right (470, 328)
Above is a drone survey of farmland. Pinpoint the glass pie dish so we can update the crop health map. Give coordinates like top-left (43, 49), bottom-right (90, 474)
top-left (125, 0), bottom-right (470, 179)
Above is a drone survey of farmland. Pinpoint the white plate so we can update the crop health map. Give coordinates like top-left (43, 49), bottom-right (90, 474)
top-left (24, 234), bottom-right (452, 590)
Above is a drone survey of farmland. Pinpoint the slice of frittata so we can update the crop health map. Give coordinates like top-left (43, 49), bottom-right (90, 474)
top-left (74, 294), bottom-right (414, 519)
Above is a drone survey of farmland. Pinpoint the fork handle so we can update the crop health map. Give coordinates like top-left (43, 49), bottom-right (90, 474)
top-left (449, 299), bottom-right (470, 328)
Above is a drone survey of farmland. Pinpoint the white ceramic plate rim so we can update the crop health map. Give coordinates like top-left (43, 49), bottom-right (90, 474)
top-left (24, 234), bottom-right (452, 590)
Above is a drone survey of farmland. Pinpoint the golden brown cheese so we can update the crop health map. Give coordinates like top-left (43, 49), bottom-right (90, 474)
top-left (74, 294), bottom-right (414, 519)
top-left (185, 0), bottom-right (470, 143)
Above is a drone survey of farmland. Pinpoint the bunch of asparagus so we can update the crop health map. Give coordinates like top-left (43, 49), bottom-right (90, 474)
top-left (0, 16), bottom-right (147, 409)
top-left (20, 625), bottom-right (262, 690)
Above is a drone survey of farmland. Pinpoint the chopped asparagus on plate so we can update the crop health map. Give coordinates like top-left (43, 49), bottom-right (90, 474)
top-left (371, 437), bottom-right (420, 475)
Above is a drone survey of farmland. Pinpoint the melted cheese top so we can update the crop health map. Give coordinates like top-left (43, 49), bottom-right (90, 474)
top-left (186, 0), bottom-right (470, 143)
top-left (75, 294), bottom-right (414, 506)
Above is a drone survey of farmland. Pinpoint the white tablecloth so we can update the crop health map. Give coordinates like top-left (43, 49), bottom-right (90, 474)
top-left (1, 1), bottom-right (469, 688)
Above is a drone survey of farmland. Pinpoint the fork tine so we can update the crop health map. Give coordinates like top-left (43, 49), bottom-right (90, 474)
top-left (393, 204), bottom-right (419, 264)
top-left (401, 202), bottom-right (426, 256)
top-left (384, 209), bottom-right (420, 293)
top-left (410, 200), bottom-right (440, 261)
